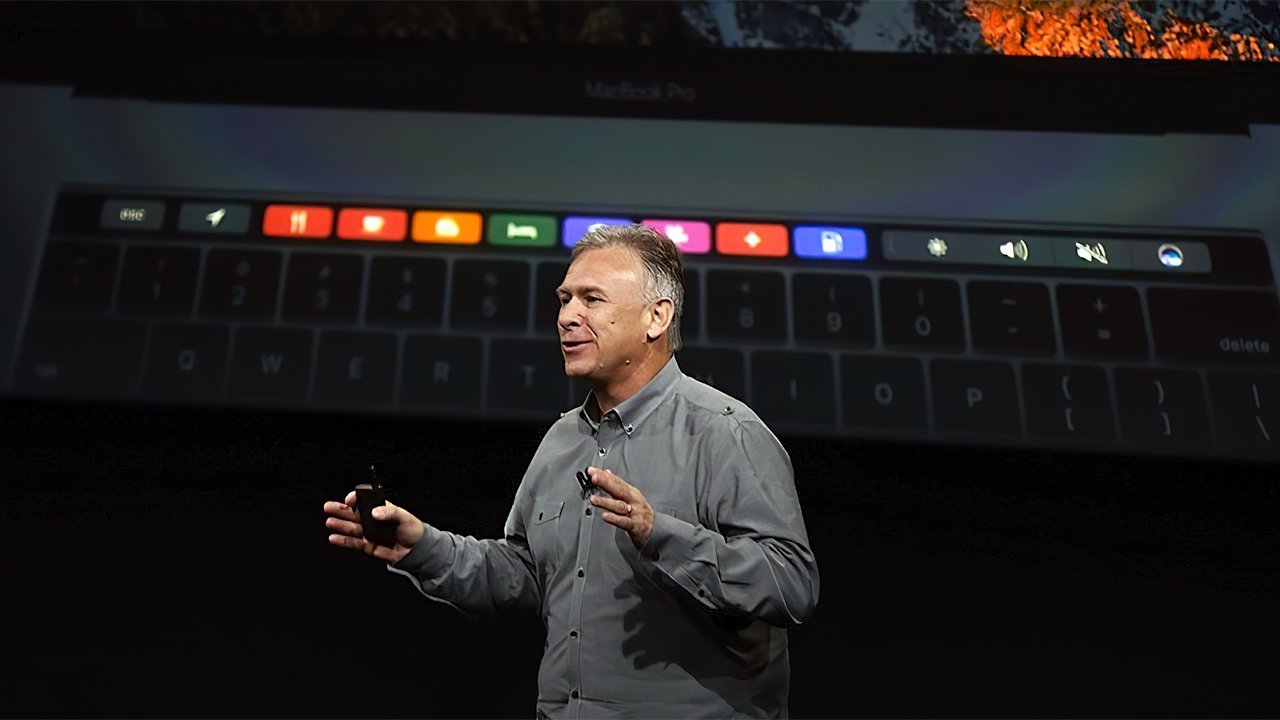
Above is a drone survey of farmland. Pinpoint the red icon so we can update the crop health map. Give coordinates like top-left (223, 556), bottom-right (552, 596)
top-left (716, 223), bottom-right (788, 257)
top-left (337, 208), bottom-right (409, 241)
top-left (263, 205), bottom-right (334, 238)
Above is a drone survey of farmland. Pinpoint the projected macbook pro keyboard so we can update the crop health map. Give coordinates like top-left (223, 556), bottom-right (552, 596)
top-left (10, 189), bottom-right (1279, 464)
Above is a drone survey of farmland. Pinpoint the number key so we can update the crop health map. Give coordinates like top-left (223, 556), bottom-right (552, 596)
top-left (451, 260), bottom-right (529, 331)
top-left (199, 249), bottom-right (282, 321)
top-left (366, 256), bottom-right (446, 327)
top-left (282, 253), bottom-right (362, 323)
top-left (706, 270), bottom-right (785, 343)
top-left (117, 246), bottom-right (201, 317)
top-left (880, 277), bottom-right (965, 351)
top-left (793, 273), bottom-right (873, 347)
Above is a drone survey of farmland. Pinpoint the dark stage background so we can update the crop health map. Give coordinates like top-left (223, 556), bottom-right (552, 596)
top-left (4, 399), bottom-right (1277, 717)
top-left (3, 2), bottom-right (1280, 718)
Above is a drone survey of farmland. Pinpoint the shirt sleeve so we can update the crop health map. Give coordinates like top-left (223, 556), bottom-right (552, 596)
top-left (636, 416), bottom-right (820, 628)
top-left (385, 480), bottom-right (541, 620)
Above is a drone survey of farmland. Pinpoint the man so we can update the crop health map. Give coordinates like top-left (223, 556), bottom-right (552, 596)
top-left (324, 224), bottom-right (819, 718)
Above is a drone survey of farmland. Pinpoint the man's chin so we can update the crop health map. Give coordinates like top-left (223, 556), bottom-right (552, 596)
top-left (562, 358), bottom-right (594, 379)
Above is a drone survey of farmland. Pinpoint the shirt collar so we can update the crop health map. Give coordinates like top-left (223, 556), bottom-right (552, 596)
top-left (578, 356), bottom-right (682, 436)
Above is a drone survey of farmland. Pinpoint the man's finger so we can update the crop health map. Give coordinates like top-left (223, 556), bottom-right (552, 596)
top-left (324, 500), bottom-right (357, 519)
top-left (589, 494), bottom-right (630, 516)
top-left (328, 515), bottom-right (373, 538)
top-left (588, 468), bottom-right (633, 497)
top-left (328, 532), bottom-right (365, 550)
top-left (598, 510), bottom-right (636, 532)
top-left (370, 501), bottom-right (400, 522)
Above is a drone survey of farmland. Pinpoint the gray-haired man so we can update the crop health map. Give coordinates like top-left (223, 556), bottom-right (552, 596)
top-left (324, 224), bottom-right (819, 718)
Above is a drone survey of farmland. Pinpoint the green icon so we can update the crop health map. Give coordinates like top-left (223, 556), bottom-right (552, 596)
top-left (488, 214), bottom-right (557, 247)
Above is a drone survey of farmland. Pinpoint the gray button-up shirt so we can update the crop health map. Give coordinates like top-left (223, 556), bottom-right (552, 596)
top-left (390, 357), bottom-right (819, 718)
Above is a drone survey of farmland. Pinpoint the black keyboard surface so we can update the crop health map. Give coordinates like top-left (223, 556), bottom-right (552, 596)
top-left (11, 189), bottom-right (1280, 463)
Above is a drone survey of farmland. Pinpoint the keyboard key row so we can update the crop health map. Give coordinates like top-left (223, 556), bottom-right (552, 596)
top-left (18, 317), bottom-right (1276, 460)
top-left (32, 243), bottom-right (1280, 365)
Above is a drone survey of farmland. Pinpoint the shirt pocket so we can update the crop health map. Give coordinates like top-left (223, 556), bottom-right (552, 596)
top-left (528, 500), bottom-right (565, 569)
top-left (533, 500), bottom-right (564, 526)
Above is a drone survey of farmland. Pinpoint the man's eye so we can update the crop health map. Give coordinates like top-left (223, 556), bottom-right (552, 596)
top-left (586, 296), bottom-right (603, 303)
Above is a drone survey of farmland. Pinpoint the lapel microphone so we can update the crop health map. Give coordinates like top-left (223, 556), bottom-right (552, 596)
top-left (576, 467), bottom-right (594, 497)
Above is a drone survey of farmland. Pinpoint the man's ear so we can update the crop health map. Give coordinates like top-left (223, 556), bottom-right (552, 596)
top-left (644, 298), bottom-right (675, 344)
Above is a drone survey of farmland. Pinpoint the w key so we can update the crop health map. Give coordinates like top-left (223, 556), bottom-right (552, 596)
top-left (229, 327), bottom-right (314, 402)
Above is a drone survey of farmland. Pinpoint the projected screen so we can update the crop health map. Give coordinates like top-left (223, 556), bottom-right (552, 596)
top-left (1, 0), bottom-right (1278, 465)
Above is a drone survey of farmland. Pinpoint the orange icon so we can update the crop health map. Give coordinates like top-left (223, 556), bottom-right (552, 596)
top-left (412, 211), bottom-right (482, 244)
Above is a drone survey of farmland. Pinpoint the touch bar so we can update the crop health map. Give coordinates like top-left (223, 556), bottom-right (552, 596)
top-left (883, 231), bottom-right (1211, 274)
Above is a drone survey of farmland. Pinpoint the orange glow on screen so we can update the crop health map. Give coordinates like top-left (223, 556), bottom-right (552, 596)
top-left (965, 0), bottom-right (1279, 61)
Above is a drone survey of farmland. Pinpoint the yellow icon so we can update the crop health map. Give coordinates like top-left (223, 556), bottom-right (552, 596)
top-left (435, 217), bottom-right (461, 238)
top-left (362, 215), bottom-right (385, 234)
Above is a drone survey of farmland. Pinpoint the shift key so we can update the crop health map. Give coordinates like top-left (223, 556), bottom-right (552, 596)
top-left (1148, 288), bottom-right (1279, 366)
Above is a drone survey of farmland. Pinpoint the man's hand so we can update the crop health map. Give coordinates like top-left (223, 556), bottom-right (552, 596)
top-left (323, 491), bottom-right (425, 565)
top-left (587, 468), bottom-right (654, 551)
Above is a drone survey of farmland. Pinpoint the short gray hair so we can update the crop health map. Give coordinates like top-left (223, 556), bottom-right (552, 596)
top-left (571, 224), bottom-right (685, 353)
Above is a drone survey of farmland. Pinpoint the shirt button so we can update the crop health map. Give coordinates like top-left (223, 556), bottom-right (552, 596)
top-left (598, 447), bottom-right (607, 456)
top-left (577, 568), bottom-right (585, 578)
top-left (585, 507), bottom-right (592, 516)
top-left (570, 630), bottom-right (578, 639)
top-left (697, 588), bottom-right (706, 597)
top-left (572, 690), bottom-right (579, 699)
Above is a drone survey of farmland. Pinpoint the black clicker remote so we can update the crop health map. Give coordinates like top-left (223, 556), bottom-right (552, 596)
top-left (355, 463), bottom-right (397, 547)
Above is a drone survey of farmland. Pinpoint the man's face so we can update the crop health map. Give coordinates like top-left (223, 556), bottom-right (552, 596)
top-left (556, 247), bottom-right (654, 383)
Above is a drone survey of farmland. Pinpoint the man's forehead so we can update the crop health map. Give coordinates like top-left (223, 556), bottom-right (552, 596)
top-left (562, 247), bottom-right (644, 287)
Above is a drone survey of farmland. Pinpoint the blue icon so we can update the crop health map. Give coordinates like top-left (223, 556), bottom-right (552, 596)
top-left (562, 216), bottom-right (632, 248)
top-left (793, 226), bottom-right (867, 260)
top-left (1157, 243), bottom-right (1184, 268)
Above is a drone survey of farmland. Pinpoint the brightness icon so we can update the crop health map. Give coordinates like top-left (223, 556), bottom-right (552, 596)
top-left (926, 237), bottom-right (948, 257)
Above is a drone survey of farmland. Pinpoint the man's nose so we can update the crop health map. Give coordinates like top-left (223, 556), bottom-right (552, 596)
top-left (558, 299), bottom-right (581, 329)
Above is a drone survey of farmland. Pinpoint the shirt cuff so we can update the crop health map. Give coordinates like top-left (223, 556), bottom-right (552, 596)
top-left (639, 509), bottom-right (700, 570)
top-left (638, 511), bottom-right (714, 607)
top-left (388, 521), bottom-right (454, 579)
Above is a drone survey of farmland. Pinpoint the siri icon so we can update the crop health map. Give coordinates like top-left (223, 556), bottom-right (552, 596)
top-left (1157, 243), bottom-right (1184, 268)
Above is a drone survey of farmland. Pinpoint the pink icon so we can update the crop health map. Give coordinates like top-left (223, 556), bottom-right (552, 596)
top-left (642, 219), bottom-right (711, 255)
